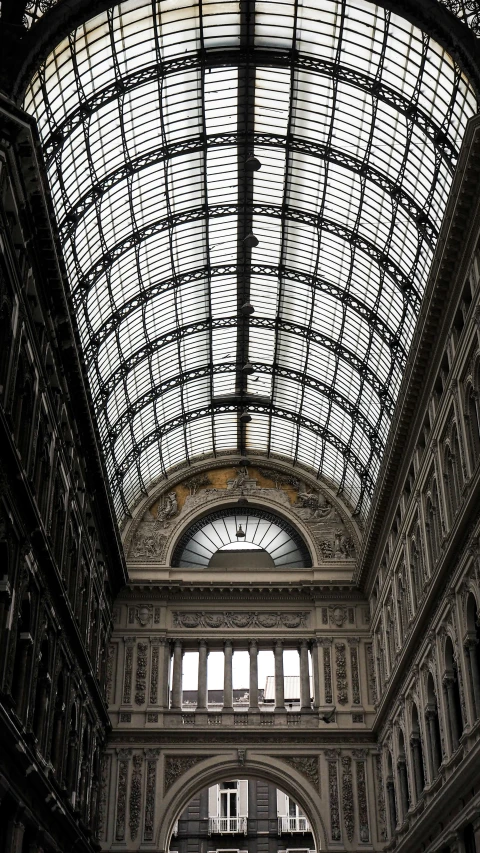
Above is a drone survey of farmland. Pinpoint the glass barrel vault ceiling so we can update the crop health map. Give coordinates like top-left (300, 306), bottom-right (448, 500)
top-left (25, 0), bottom-right (476, 520)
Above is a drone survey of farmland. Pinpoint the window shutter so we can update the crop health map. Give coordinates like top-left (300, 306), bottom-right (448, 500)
top-left (208, 785), bottom-right (218, 817)
top-left (238, 780), bottom-right (248, 817)
top-left (277, 789), bottom-right (288, 816)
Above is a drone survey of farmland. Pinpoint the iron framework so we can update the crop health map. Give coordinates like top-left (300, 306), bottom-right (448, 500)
top-left (24, 0), bottom-right (477, 519)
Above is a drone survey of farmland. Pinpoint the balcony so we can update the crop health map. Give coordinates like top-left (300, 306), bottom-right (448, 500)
top-left (278, 816), bottom-right (311, 833)
top-left (208, 817), bottom-right (248, 835)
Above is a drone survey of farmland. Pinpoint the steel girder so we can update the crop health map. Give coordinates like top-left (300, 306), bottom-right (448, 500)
top-left (42, 49), bottom-right (459, 170)
top-left (92, 314), bottom-right (397, 415)
top-left (84, 264), bottom-right (407, 368)
top-left (107, 399), bottom-right (377, 499)
top-left (103, 361), bottom-right (385, 455)
top-left (74, 203), bottom-right (420, 302)
top-left (58, 131), bottom-right (439, 247)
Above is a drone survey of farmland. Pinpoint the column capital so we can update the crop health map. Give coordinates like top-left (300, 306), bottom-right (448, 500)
top-left (224, 639), bottom-right (233, 650)
top-left (275, 639), bottom-right (283, 650)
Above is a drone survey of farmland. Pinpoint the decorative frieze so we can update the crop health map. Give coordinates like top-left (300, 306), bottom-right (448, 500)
top-left (144, 751), bottom-right (160, 841)
top-left (342, 756), bottom-right (354, 842)
top-left (173, 611), bottom-right (309, 629)
top-left (135, 642), bottom-right (148, 705)
top-left (115, 749), bottom-right (131, 841)
top-left (282, 756), bottom-right (320, 791)
top-left (355, 759), bottom-right (370, 842)
top-left (129, 755), bottom-right (142, 841)
top-left (327, 756), bottom-right (341, 841)
top-left (335, 643), bottom-right (348, 705)
top-left (122, 638), bottom-right (135, 704)
top-left (349, 638), bottom-right (361, 705)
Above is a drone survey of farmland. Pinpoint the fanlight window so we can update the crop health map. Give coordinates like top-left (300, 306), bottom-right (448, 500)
top-left (172, 508), bottom-right (311, 568)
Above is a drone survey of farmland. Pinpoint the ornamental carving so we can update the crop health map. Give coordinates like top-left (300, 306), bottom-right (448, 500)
top-left (135, 642), bottom-right (148, 705)
top-left (366, 643), bottom-right (377, 704)
top-left (173, 611), bottom-right (309, 629)
top-left (328, 759), bottom-right (341, 841)
top-left (375, 754), bottom-right (387, 841)
top-left (335, 643), bottom-right (348, 705)
top-left (96, 755), bottom-right (110, 841)
top-left (356, 759), bottom-right (370, 842)
top-left (282, 756), bottom-right (319, 791)
top-left (129, 755), bottom-right (142, 841)
top-left (164, 756), bottom-right (209, 793)
top-left (106, 644), bottom-right (115, 704)
top-left (342, 756), bottom-right (354, 842)
top-left (130, 526), bottom-right (167, 559)
top-left (324, 645), bottom-right (333, 705)
top-left (295, 489), bottom-right (332, 517)
top-left (150, 643), bottom-right (159, 704)
top-left (329, 606), bottom-right (347, 627)
top-left (144, 755), bottom-right (159, 841)
top-left (115, 751), bottom-right (130, 841)
top-left (123, 639), bottom-right (135, 704)
top-left (349, 641), bottom-right (361, 705)
top-left (256, 467), bottom-right (301, 489)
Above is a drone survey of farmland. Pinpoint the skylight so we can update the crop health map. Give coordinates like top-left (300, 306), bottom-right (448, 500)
top-left (24, 0), bottom-right (477, 520)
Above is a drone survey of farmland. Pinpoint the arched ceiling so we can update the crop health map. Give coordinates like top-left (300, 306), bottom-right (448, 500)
top-left (23, 0), bottom-right (477, 521)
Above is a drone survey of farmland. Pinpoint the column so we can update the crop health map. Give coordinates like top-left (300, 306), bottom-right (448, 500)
top-left (171, 640), bottom-right (183, 710)
top-left (425, 709), bottom-right (441, 777)
top-left (274, 640), bottom-right (285, 711)
top-left (386, 778), bottom-right (397, 836)
top-left (397, 760), bottom-right (409, 820)
top-left (197, 640), bottom-right (208, 711)
top-left (249, 641), bottom-right (258, 711)
top-left (465, 640), bottom-right (480, 719)
top-left (223, 641), bottom-right (233, 711)
top-left (444, 676), bottom-right (460, 751)
top-left (410, 736), bottom-right (423, 801)
top-left (299, 640), bottom-right (311, 712)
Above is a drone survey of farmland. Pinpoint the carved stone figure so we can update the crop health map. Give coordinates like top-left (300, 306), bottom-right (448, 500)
top-left (156, 491), bottom-right (178, 524)
top-left (318, 539), bottom-right (334, 559)
top-left (229, 466), bottom-right (250, 490)
top-left (335, 530), bottom-right (355, 557)
top-left (130, 524), bottom-right (167, 559)
top-left (296, 489), bottom-right (332, 518)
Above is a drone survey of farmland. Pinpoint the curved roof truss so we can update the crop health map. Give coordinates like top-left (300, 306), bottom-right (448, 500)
top-left (24, 0), bottom-right (476, 519)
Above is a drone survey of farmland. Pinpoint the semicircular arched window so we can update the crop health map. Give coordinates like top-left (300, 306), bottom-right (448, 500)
top-left (172, 508), bottom-right (312, 568)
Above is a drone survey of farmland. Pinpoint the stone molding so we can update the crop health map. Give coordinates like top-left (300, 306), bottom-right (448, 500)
top-left (172, 611), bottom-right (310, 629)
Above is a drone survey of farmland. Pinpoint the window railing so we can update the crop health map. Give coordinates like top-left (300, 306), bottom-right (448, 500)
top-left (278, 816), bottom-right (310, 833)
top-left (209, 817), bottom-right (247, 835)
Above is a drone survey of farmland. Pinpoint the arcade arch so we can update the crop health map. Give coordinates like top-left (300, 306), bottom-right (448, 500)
top-left (156, 755), bottom-right (327, 853)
